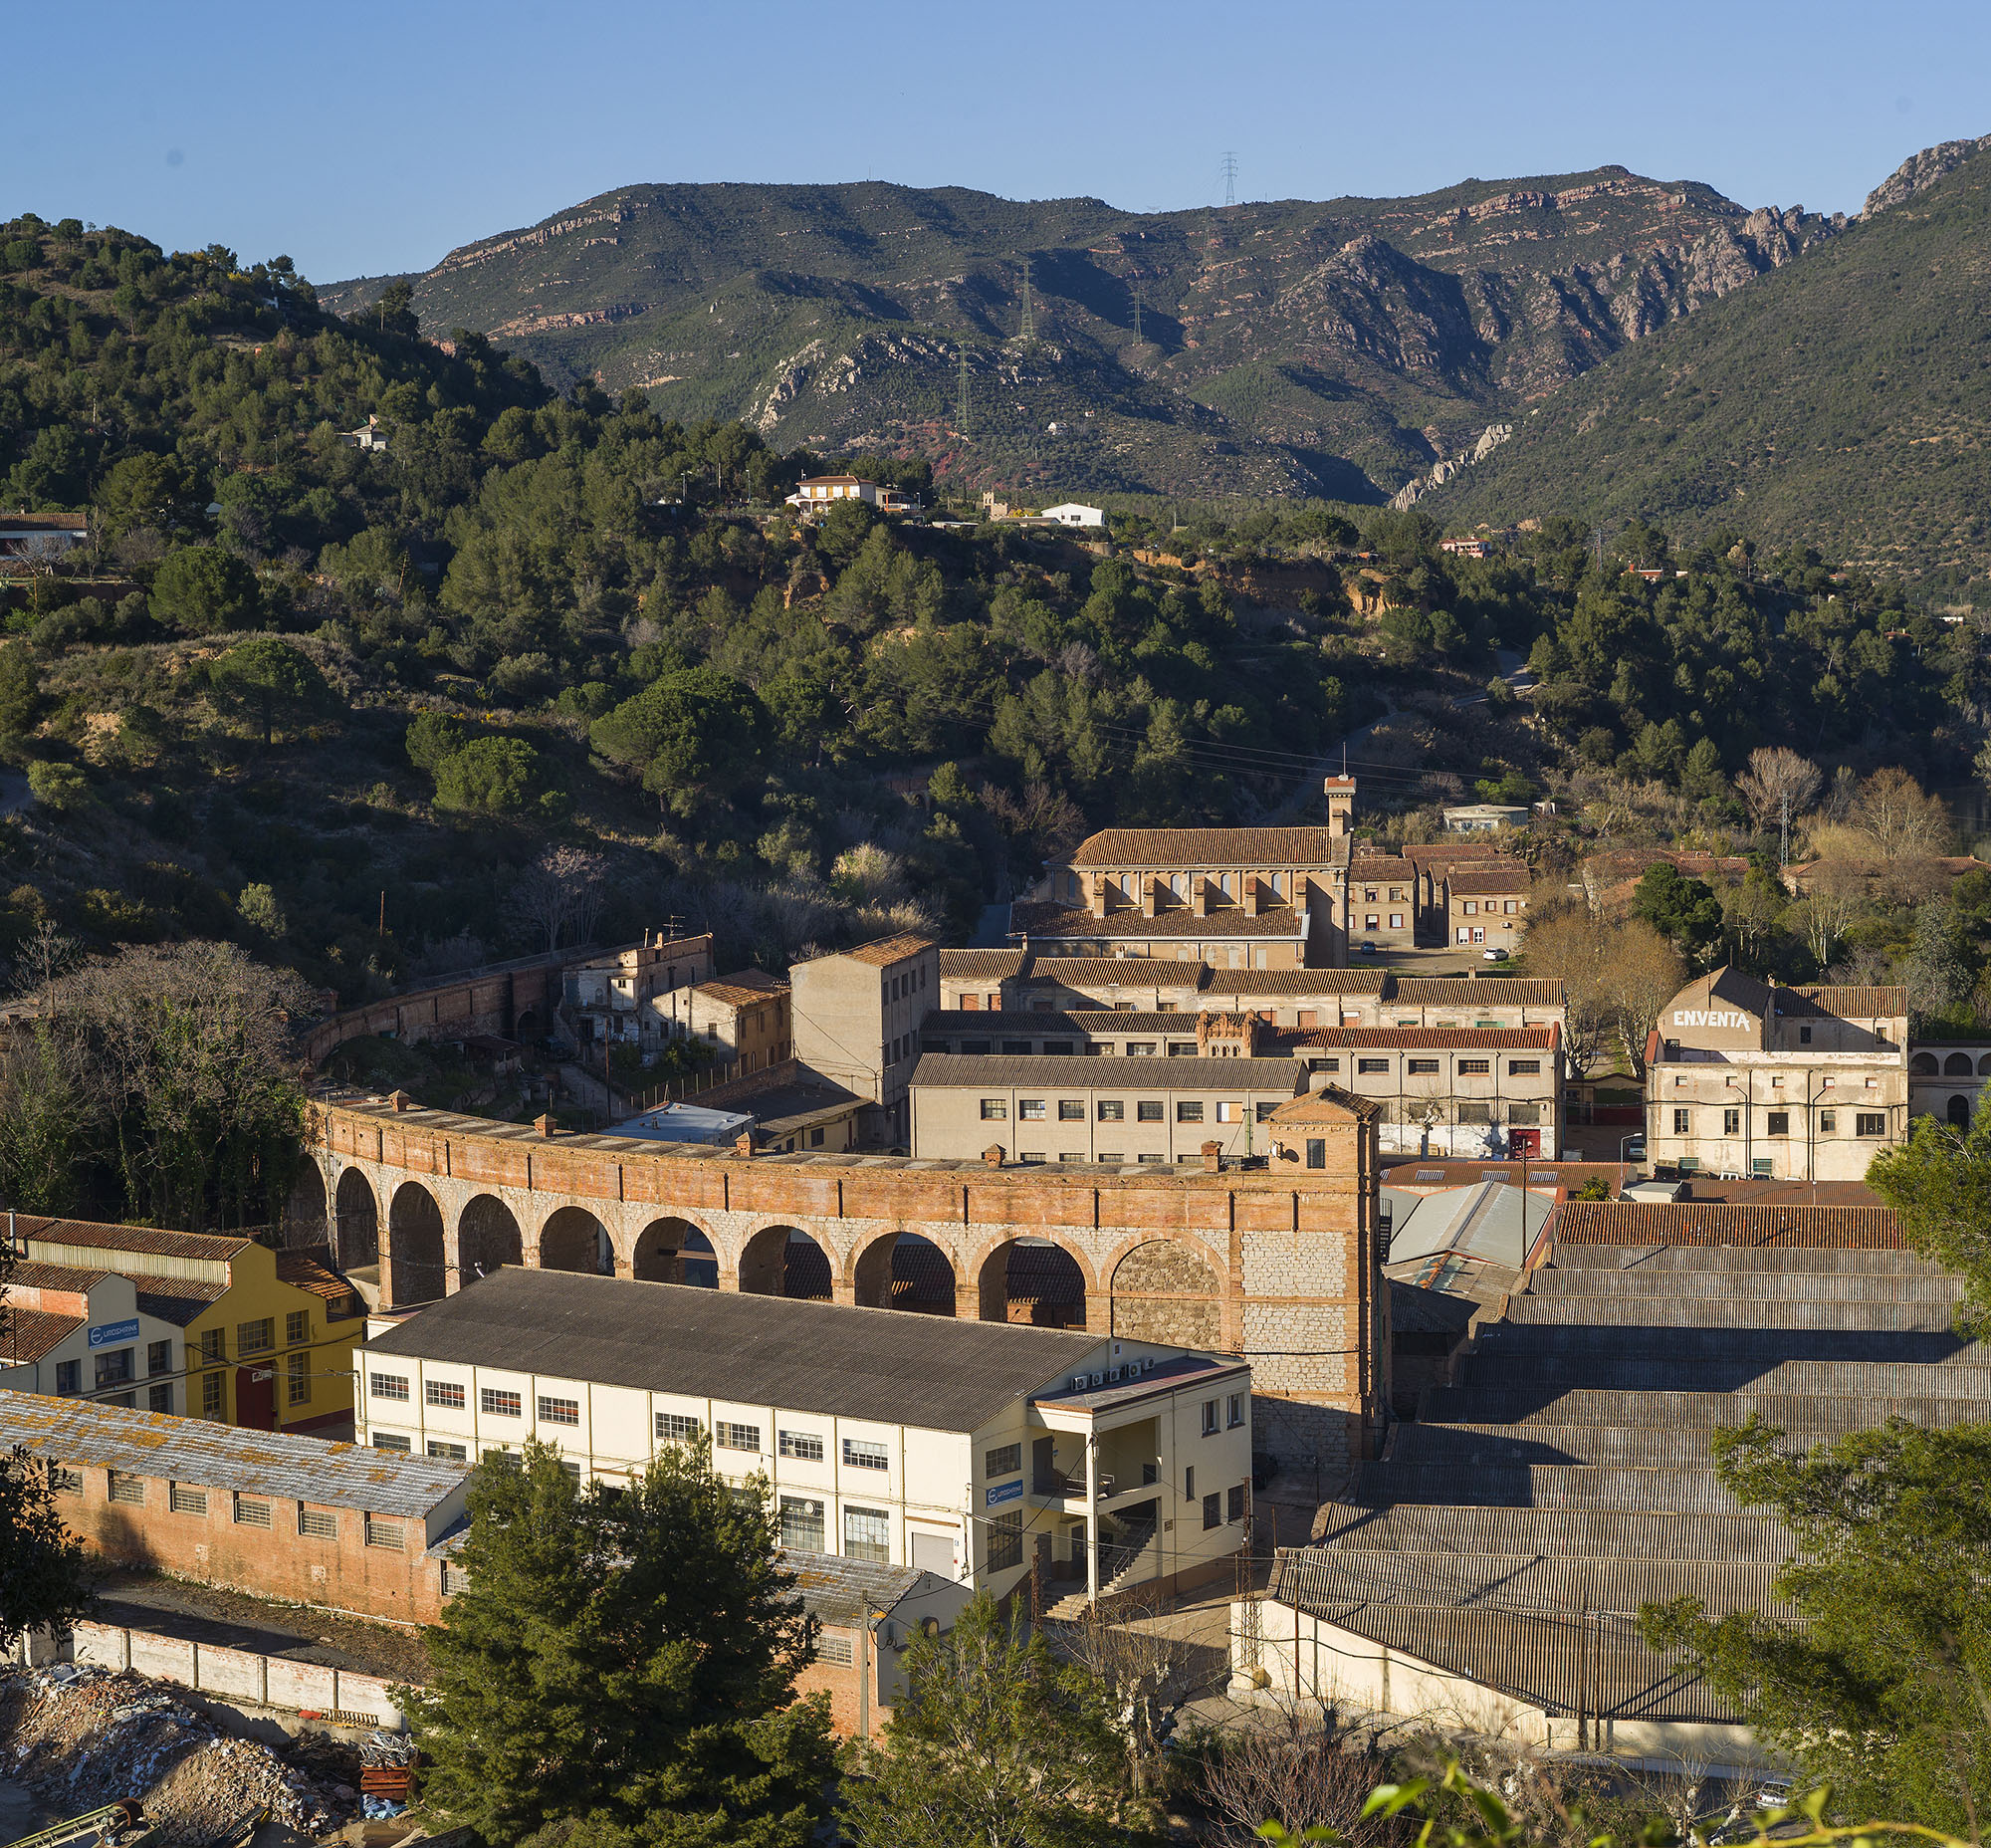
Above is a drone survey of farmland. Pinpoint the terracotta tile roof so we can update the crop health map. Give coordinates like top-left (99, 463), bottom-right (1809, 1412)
top-left (1, 1308), bottom-right (84, 1363)
top-left (275, 1250), bottom-right (361, 1311)
top-left (1019, 957), bottom-right (1209, 989)
top-left (13, 1217), bottom-right (253, 1264)
top-left (1011, 901), bottom-right (1307, 940)
top-left (1679, 1178), bottom-right (1882, 1208)
top-left (1391, 978), bottom-right (1565, 1008)
top-left (1402, 841), bottom-right (1511, 865)
top-left (1069, 827), bottom-right (1351, 869)
top-left (1267, 1084), bottom-right (1383, 1123)
top-left (7, 1260), bottom-right (111, 1293)
top-left (1444, 867), bottom-right (1532, 895)
top-left (1788, 984), bottom-right (1908, 1019)
top-left (1283, 1025), bottom-right (1559, 1050)
top-left (837, 933), bottom-right (935, 968)
top-left (1348, 853), bottom-right (1416, 877)
top-left (936, 949), bottom-right (1029, 979)
top-left (695, 971), bottom-right (790, 1009)
top-left (1550, 1200), bottom-right (1902, 1249)
top-left (1198, 969), bottom-right (1389, 997)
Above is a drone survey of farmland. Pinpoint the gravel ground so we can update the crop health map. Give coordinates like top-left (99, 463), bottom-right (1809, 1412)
top-left (91, 1568), bottom-right (432, 1685)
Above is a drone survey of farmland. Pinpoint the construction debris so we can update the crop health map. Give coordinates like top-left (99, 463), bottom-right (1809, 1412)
top-left (0, 1664), bottom-right (345, 1843)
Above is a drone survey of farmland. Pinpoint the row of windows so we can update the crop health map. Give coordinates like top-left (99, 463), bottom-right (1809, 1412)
top-left (1669, 1108), bottom-right (1887, 1136)
top-left (980, 1098), bottom-right (1274, 1124)
top-left (1456, 898), bottom-right (1523, 916)
top-left (777, 1496), bottom-right (892, 1561)
top-left (79, 1471), bottom-right (401, 1543)
top-left (1322, 1057), bottom-right (1542, 1077)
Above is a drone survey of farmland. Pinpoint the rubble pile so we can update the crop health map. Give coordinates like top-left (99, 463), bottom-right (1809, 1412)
top-left (0, 1664), bottom-right (345, 1842)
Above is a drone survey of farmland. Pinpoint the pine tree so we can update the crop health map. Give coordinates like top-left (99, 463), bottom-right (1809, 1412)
top-left (406, 1437), bottom-right (835, 1847)
top-left (841, 1592), bottom-right (1127, 1848)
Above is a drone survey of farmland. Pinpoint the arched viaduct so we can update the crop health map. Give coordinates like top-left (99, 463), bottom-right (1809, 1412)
top-left (304, 1092), bottom-right (1387, 1467)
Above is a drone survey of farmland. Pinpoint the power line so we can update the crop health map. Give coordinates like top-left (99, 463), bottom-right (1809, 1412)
top-left (1219, 150), bottom-right (1238, 209)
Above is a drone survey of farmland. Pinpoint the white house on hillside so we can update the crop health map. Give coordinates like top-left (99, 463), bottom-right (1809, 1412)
top-left (1040, 503), bottom-right (1105, 528)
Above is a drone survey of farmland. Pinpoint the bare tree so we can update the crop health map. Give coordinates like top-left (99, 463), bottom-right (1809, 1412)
top-left (504, 846), bottom-right (610, 954)
top-left (1848, 766), bottom-right (1954, 861)
top-left (1198, 1703), bottom-right (1388, 1848)
top-left (1735, 747), bottom-right (1822, 840)
top-left (12, 533), bottom-right (72, 579)
top-left (1791, 862), bottom-right (1870, 969)
top-left (1612, 919), bottom-right (1689, 1057)
top-left (1055, 1587), bottom-right (1219, 1796)
top-left (1515, 900), bottom-right (1614, 1075)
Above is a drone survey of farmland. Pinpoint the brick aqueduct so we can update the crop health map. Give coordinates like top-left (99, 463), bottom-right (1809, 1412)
top-left (305, 1093), bottom-right (1388, 1468)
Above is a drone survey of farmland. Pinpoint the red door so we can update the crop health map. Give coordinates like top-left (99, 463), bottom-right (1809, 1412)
top-left (235, 1365), bottom-right (276, 1431)
top-left (1509, 1129), bottom-right (1541, 1157)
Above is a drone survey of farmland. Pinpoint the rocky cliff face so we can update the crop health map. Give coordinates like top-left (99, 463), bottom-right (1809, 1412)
top-left (1864, 134), bottom-right (1991, 215)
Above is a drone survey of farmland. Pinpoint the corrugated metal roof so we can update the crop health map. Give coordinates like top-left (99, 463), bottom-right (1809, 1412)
top-left (912, 1052), bottom-right (1301, 1090)
top-left (12, 1217), bottom-right (253, 1262)
top-left (782, 1547), bottom-right (935, 1627)
top-left (1351, 1460), bottom-right (1748, 1516)
top-left (1549, 1241), bottom-right (1932, 1273)
top-left (361, 1268), bottom-right (1101, 1434)
top-left (1070, 827), bottom-right (1348, 869)
top-left (0, 1389), bottom-right (468, 1515)
top-left (1391, 978), bottom-right (1566, 1007)
top-left (1551, 1200), bottom-right (1902, 1248)
top-left (1311, 1500), bottom-right (1794, 1562)
top-left (1532, 1265), bottom-right (1955, 1303)
top-left (133, 1280), bottom-right (230, 1326)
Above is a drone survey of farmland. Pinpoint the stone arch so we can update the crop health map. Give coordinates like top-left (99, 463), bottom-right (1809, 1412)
top-left (458, 1195), bottom-right (524, 1278)
top-left (739, 1224), bottom-right (833, 1299)
top-left (1978, 1054), bottom-right (1991, 1076)
top-left (515, 1007), bottom-right (543, 1043)
top-left (387, 1182), bottom-right (447, 1307)
top-left (333, 1168), bottom-right (378, 1270)
top-left (540, 1206), bottom-right (612, 1276)
top-left (976, 1237), bottom-right (1091, 1328)
top-left (1950, 1093), bottom-right (1974, 1128)
top-left (285, 1163), bottom-right (329, 1244)
top-left (852, 1230), bottom-right (960, 1315)
top-left (1945, 1052), bottom-right (1975, 1076)
top-left (632, 1216), bottom-right (707, 1285)
top-left (1108, 1238), bottom-right (1223, 1349)
top-left (1911, 1051), bottom-right (1940, 1075)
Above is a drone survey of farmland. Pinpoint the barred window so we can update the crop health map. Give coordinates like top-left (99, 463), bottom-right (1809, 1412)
top-left (108, 1471), bottom-right (144, 1505)
top-left (1228, 1484), bottom-right (1246, 1522)
top-left (656, 1413), bottom-right (701, 1445)
top-left (481, 1387), bottom-right (522, 1417)
top-left (538, 1396), bottom-right (579, 1427)
top-left (1508, 1059), bottom-right (1541, 1075)
top-left (300, 1507), bottom-right (337, 1539)
top-left (989, 1507), bottom-right (1023, 1571)
top-left (169, 1483), bottom-right (207, 1515)
top-left (365, 1515), bottom-right (403, 1550)
top-left (816, 1635), bottom-right (855, 1666)
top-left (426, 1379), bottom-right (466, 1409)
top-left (1406, 1058), bottom-right (1440, 1075)
top-left (1202, 1491), bottom-right (1221, 1530)
top-left (716, 1421), bottom-right (761, 1452)
top-left (841, 1437), bottom-right (889, 1472)
top-left (233, 1495), bottom-right (272, 1528)
top-left (1456, 1059), bottom-right (1490, 1075)
top-left (778, 1429), bottom-right (824, 1462)
top-left (369, 1372), bottom-right (410, 1402)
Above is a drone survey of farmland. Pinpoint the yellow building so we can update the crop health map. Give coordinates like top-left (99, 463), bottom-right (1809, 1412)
top-left (11, 1217), bottom-right (364, 1434)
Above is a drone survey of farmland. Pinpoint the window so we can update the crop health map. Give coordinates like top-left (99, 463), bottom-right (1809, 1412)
top-left (1127, 1041), bottom-right (1157, 1056)
top-left (288, 1351), bottom-right (309, 1406)
top-left (1184, 1466), bottom-right (1195, 1501)
top-left (1457, 1102), bottom-right (1491, 1125)
top-left (963, 1040), bottom-right (991, 1054)
top-left (843, 1437), bottom-right (890, 1472)
top-left (1098, 1151), bottom-right (1124, 1164)
top-left (1201, 1399), bottom-right (1218, 1436)
top-left (989, 1507), bottom-right (1023, 1570)
top-left (426, 1379), bottom-right (466, 1410)
top-left (300, 1507), bottom-right (337, 1538)
top-left (285, 1310), bottom-right (310, 1346)
top-left (148, 1383), bottom-right (172, 1413)
top-left (1800, 1025), bottom-right (1813, 1043)
top-left (49, 1466), bottom-right (80, 1497)
top-left (482, 1448), bottom-right (519, 1469)
top-left (199, 1328), bottom-right (225, 1365)
top-left (1058, 1099), bottom-right (1084, 1121)
top-left (1767, 1111), bottom-right (1790, 1137)
top-left (1406, 1058), bottom-right (1439, 1075)
top-left (986, 1443), bottom-right (1022, 1478)
top-left (1168, 1040), bottom-right (1196, 1056)
top-left (844, 1504), bottom-right (891, 1563)
top-left (1457, 1059), bottom-right (1490, 1075)
top-left (1176, 1101), bottom-right (1205, 1123)
top-left (95, 1348), bottom-right (133, 1389)
top-left (980, 1099), bottom-right (1007, 1120)
top-left (365, 1515), bottom-right (403, 1550)
top-left (656, 1412), bottom-right (701, 1444)
top-left (372, 1432), bottom-right (411, 1452)
top-left (1255, 1100), bottom-right (1278, 1122)
top-left (1509, 1059), bottom-right (1541, 1075)
top-left (1018, 1151), bottom-right (1046, 1164)
top-left (1203, 1492), bottom-right (1221, 1530)
top-left (1305, 1137), bottom-right (1326, 1169)
top-left (1858, 1112), bottom-right (1887, 1136)
top-left (233, 1495), bottom-right (272, 1529)
top-left (1389, 914), bottom-right (1404, 930)
top-left (147, 1340), bottom-right (172, 1377)
top-left (1097, 1099), bottom-right (1124, 1121)
top-left (1672, 1108), bottom-right (1690, 1135)
top-left (426, 1440), bottom-right (468, 1462)
top-left (1138, 1153), bottom-right (1166, 1163)
top-left (1722, 1108), bottom-right (1740, 1135)
top-left (1820, 1109), bottom-right (1837, 1133)
top-left (370, 1372), bottom-right (410, 1403)
top-left (55, 1359), bottom-right (80, 1396)
top-left (1019, 1099), bottom-right (1046, 1121)
top-left (538, 1395), bottom-right (579, 1426)
top-left (779, 1429), bottom-right (825, 1462)
top-left (201, 1372), bottom-right (224, 1418)
top-left (1228, 1484), bottom-right (1246, 1522)
top-left (1137, 1100), bottom-right (1164, 1121)
top-left (237, 1318), bottom-right (274, 1356)
top-left (1357, 1057), bottom-right (1389, 1074)
top-left (816, 1634), bottom-right (855, 1666)
top-left (717, 1421), bottom-right (762, 1452)
top-left (779, 1496), bottom-right (824, 1551)
top-left (169, 1483), bottom-right (207, 1515)
top-left (481, 1387), bottom-right (523, 1418)
top-left (1226, 1392), bottom-right (1245, 1429)
top-left (1508, 1103), bottom-right (1542, 1125)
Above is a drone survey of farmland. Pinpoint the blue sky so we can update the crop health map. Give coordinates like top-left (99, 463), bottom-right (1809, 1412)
top-left (6, 1), bottom-right (1987, 284)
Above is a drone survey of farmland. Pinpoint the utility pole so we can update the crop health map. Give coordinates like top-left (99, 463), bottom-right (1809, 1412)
top-left (1220, 150), bottom-right (1238, 208)
top-left (957, 347), bottom-right (972, 438)
top-left (1018, 257), bottom-right (1036, 347)
top-left (377, 891), bottom-right (385, 940)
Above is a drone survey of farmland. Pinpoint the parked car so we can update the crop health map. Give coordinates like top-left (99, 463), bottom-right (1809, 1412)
top-left (1480, 947), bottom-right (1510, 962)
top-left (1358, 940), bottom-right (1378, 956)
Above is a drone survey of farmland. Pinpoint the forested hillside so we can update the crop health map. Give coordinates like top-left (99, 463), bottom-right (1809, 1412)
top-left (1428, 140), bottom-right (1991, 583)
top-left (0, 210), bottom-right (1982, 1020)
top-left (319, 169), bottom-right (1836, 503)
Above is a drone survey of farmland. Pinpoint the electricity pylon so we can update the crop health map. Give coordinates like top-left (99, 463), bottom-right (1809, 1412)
top-left (957, 346), bottom-right (971, 437)
top-left (1018, 256), bottom-right (1036, 346)
top-left (1220, 150), bottom-right (1238, 207)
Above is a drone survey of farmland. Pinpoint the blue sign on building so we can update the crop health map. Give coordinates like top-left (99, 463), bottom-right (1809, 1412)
top-left (87, 1318), bottom-right (139, 1349)
top-left (985, 1478), bottom-right (1024, 1508)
